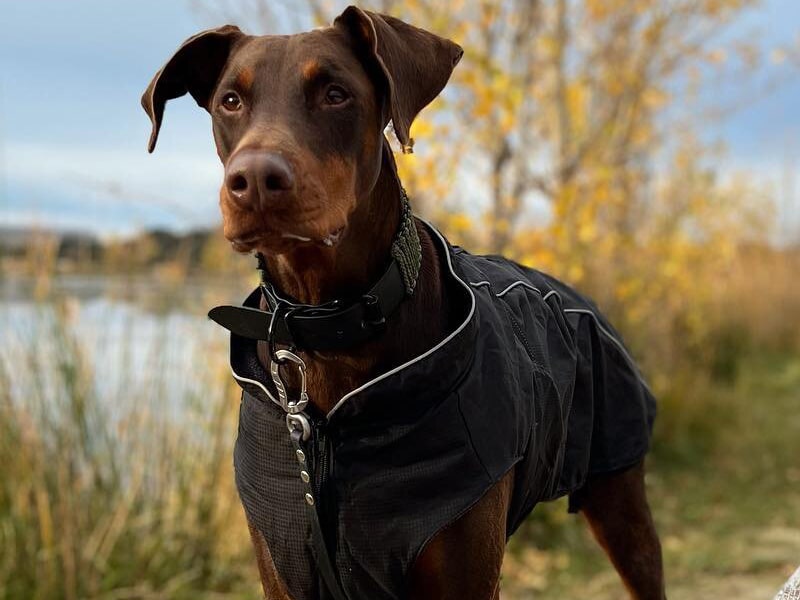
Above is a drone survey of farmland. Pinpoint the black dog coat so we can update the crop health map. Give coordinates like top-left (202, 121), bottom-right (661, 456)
top-left (229, 222), bottom-right (656, 600)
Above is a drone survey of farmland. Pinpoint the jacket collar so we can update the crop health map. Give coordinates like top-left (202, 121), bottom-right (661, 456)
top-left (228, 221), bottom-right (478, 424)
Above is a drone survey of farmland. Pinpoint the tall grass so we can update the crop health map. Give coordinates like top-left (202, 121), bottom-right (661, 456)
top-left (0, 297), bottom-right (258, 600)
top-left (2, 239), bottom-right (799, 599)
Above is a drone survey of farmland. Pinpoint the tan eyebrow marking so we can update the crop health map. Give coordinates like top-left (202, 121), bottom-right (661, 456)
top-left (302, 60), bottom-right (321, 80)
top-left (236, 67), bottom-right (254, 90)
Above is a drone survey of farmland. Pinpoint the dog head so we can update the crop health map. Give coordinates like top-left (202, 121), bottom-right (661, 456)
top-left (142, 7), bottom-right (462, 255)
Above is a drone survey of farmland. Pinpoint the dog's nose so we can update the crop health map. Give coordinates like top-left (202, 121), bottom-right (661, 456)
top-left (225, 150), bottom-right (295, 209)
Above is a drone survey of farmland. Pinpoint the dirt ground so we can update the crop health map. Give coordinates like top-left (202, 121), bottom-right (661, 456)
top-left (500, 354), bottom-right (800, 600)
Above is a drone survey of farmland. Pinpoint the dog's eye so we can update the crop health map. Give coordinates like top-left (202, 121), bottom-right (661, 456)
top-left (221, 92), bottom-right (242, 112)
top-left (324, 85), bottom-right (349, 106)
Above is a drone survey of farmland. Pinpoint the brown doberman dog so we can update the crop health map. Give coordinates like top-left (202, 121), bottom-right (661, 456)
top-left (143, 6), bottom-right (665, 599)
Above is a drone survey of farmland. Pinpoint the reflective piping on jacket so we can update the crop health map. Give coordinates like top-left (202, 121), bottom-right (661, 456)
top-left (326, 221), bottom-right (477, 420)
top-left (542, 290), bottom-right (561, 303)
top-left (230, 369), bottom-right (280, 406)
top-left (562, 308), bottom-right (652, 393)
top-left (471, 277), bottom-right (650, 392)
top-left (471, 279), bottom-right (563, 303)
top-left (496, 281), bottom-right (543, 297)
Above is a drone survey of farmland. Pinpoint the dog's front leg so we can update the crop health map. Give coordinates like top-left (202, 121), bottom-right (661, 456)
top-left (408, 469), bottom-right (515, 600)
top-left (247, 521), bottom-right (293, 600)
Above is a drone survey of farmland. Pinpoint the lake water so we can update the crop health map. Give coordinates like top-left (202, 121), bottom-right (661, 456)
top-left (1, 274), bottom-right (255, 414)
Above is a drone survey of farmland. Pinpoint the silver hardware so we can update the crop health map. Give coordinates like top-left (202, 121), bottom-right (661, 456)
top-left (305, 493), bottom-right (315, 506)
top-left (300, 470), bottom-right (310, 483)
top-left (296, 449), bottom-right (306, 463)
top-left (287, 413), bottom-right (311, 442)
top-left (270, 349), bottom-right (310, 414)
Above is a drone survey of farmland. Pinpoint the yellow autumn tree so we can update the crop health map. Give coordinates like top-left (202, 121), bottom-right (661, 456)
top-left (194, 0), bottom-right (797, 400)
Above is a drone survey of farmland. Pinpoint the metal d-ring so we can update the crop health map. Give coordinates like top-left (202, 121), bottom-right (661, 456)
top-left (270, 349), bottom-right (310, 415)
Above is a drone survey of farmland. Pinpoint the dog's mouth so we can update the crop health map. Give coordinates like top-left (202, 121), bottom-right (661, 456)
top-left (280, 227), bottom-right (345, 247)
top-left (229, 225), bottom-right (346, 253)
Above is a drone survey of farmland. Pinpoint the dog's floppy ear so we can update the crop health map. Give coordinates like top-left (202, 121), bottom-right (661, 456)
top-left (142, 25), bottom-right (245, 153)
top-left (334, 6), bottom-right (463, 153)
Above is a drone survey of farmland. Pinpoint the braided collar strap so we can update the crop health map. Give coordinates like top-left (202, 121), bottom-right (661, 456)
top-left (391, 188), bottom-right (422, 296)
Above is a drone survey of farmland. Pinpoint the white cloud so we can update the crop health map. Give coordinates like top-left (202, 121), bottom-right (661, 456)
top-left (3, 141), bottom-right (223, 213)
top-left (2, 141), bottom-right (225, 233)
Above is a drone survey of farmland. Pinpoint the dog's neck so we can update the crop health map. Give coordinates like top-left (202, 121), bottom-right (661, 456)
top-left (256, 143), bottom-right (450, 415)
top-left (259, 145), bottom-right (402, 306)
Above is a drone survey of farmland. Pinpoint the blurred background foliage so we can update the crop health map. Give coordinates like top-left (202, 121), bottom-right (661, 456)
top-left (2, 0), bottom-right (800, 598)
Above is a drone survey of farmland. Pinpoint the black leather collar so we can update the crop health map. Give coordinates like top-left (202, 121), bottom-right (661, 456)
top-left (209, 190), bottom-right (420, 352)
top-left (208, 258), bottom-right (407, 351)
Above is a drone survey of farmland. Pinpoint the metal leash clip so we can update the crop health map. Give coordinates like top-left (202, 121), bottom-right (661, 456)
top-left (270, 349), bottom-right (312, 441)
top-left (266, 302), bottom-right (312, 441)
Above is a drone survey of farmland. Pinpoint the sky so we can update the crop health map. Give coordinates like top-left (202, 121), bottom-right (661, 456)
top-left (1, 0), bottom-right (799, 239)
